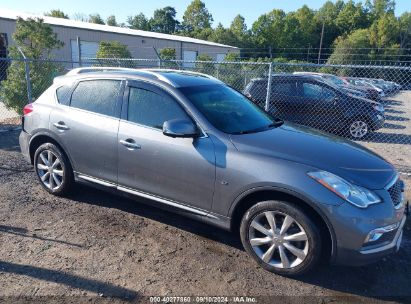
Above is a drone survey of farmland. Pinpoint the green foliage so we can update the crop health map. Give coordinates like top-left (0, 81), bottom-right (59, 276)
top-left (127, 13), bottom-right (150, 30)
top-left (89, 14), bottom-right (105, 25)
top-left (150, 7), bottom-right (179, 34)
top-left (195, 54), bottom-right (215, 74)
top-left (159, 48), bottom-right (178, 68)
top-left (106, 15), bottom-right (118, 26)
top-left (44, 9), bottom-right (69, 19)
top-left (96, 41), bottom-right (132, 58)
top-left (182, 0), bottom-right (213, 35)
top-left (0, 18), bottom-right (64, 114)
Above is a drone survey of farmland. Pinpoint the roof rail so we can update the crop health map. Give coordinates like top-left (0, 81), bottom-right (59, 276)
top-left (144, 68), bottom-right (220, 82)
top-left (66, 67), bottom-right (136, 75)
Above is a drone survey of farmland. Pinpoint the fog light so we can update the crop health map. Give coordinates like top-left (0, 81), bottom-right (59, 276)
top-left (364, 222), bottom-right (400, 243)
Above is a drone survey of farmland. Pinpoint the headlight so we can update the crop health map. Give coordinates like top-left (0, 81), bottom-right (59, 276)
top-left (308, 171), bottom-right (381, 208)
top-left (373, 104), bottom-right (384, 112)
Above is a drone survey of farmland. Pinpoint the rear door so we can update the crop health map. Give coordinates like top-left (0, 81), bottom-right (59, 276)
top-left (117, 81), bottom-right (215, 211)
top-left (50, 78), bottom-right (124, 183)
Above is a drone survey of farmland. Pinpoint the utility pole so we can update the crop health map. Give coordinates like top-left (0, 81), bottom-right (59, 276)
top-left (318, 21), bottom-right (325, 64)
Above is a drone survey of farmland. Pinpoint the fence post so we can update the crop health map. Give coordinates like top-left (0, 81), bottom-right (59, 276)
top-left (265, 62), bottom-right (273, 111)
top-left (17, 46), bottom-right (32, 103)
top-left (76, 36), bottom-right (82, 67)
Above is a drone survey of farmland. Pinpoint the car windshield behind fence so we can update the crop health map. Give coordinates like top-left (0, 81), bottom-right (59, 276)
top-left (0, 57), bottom-right (410, 174)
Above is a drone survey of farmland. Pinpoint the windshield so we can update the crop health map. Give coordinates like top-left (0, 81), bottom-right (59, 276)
top-left (179, 84), bottom-right (282, 134)
top-left (324, 75), bottom-right (345, 86)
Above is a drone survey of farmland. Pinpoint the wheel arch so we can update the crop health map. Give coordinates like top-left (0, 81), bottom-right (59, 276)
top-left (229, 186), bottom-right (336, 262)
top-left (29, 131), bottom-right (73, 168)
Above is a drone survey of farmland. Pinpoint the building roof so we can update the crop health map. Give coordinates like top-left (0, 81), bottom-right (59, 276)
top-left (0, 9), bottom-right (238, 49)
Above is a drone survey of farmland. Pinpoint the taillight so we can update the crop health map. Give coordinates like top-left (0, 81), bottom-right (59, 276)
top-left (23, 103), bottom-right (33, 116)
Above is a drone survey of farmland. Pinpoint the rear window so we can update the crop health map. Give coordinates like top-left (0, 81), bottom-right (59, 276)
top-left (70, 80), bottom-right (122, 117)
top-left (56, 85), bottom-right (72, 106)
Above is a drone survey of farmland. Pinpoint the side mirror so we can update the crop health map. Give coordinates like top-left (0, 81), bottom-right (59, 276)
top-left (163, 119), bottom-right (200, 138)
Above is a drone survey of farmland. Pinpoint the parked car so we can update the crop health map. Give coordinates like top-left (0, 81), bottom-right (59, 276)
top-left (20, 68), bottom-right (406, 276)
top-left (361, 78), bottom-right (401, 96)
top-left (293, 72), bottom-right (381, 101)
top-left (244, 74), bottom-right (385, 139)
top-left (343, 77), bottom-right (385, 97)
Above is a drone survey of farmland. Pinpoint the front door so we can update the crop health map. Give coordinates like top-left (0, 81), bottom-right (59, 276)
top-left (117, 82), bottom-right (215, 211)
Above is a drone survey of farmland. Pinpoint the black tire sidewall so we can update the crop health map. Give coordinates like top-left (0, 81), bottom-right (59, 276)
top-left (240, 200), bottom-right (322, 276)
top-left (33, 143), bottom-right (73, 196)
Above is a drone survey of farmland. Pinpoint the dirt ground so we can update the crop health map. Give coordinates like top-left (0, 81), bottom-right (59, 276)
top-left (0, 127), bottom-right (410, 304)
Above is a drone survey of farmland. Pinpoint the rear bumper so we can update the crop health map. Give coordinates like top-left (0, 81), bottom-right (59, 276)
top-left (19, 130), bottom-right (31, 164)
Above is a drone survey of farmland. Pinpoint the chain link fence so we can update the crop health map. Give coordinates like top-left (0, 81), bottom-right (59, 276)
top-left (1, 57), bottom-right (410, 173)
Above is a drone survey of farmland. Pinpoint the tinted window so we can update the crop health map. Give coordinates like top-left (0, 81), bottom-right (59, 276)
top-left (179, 84), bottom-right (280, 134)
top-left (128, 87), bottom-right (189, 129)
top-left (272, 82), bottom-right (298, 96)
top-left (56, 84), bottom-right (72, 106)
top-left (302, 83), bottom-right (336, 102)
top-left (70, 80), bottom-right (121, 117)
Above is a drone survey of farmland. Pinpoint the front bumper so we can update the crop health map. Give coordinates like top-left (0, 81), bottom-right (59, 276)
top-left (327, 186), bottom-right (407, 266)
top-left (335, 215), bottom-right (406, 266)
top-left (370, 113), bottom-right (385, 131)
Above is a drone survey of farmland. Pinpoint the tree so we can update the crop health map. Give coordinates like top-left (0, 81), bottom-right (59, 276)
top-left (335, 1), bottom-right (368, 34)
top-left (72, 13), bottom-right (89, 22)
top-left (0, 18), bottom-right (64, 114)
top-left (210, 23), bottom-right (236, 45)
top-left (150, 7), bottom-right (179, 34)
top-left (229, 15), bottom-right (251, 48)
top-left (96, 41), bottom-right (132, 58)
top-left (106, 15), bottom-right (118, 26)
top-left (89, 14), bottom-right (105, 25)
top-left (127, 13), bottom-right (150, 30)
top-left (399, 12), bottom-right (411, 49)
top-left (182, 0), bottom-right (213, 35)
top-left (369, 13), bottom-right (399, 48)
top-left (327, 28), bottom-right (372, 65)
top-left (44, 9), bottom-right (69, 19)
top-left (158, 48), bottom-right (178, 68)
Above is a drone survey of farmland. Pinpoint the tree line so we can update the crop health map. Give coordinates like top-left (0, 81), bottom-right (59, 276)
top-left (43, 0), bottom-right (411, 63)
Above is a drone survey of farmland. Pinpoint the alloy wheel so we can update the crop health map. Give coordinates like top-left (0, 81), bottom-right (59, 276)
top-left (36, 150), bottom-right (64, 191)
top-left (349, 120), bottom-right (368, 139)
top-left (248, 211), bottom-right (309, 269)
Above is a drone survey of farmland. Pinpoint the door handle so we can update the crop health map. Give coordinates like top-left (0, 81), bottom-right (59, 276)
top-left (53, 122), bottom-right (70, 130)
top-left (119, 139), bottom-right (141, 150)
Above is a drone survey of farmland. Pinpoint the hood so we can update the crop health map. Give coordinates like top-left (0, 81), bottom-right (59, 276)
top-left (230, 123), bottom-right (395, 189)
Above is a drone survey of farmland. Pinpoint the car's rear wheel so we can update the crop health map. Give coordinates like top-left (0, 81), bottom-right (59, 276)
top-left (348, 119), bottom-right (369, 139)
top-left (240, 200), bottom-right (321, 276)
top-left (34, 143), bottom-right (73, 196)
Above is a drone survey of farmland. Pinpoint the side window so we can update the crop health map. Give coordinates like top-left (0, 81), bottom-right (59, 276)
top-left (128, 87), bottom-right (190, 129)
top-left (271, 82), bottom-right (298, 97)
top-left (302, 83), bottom-right (336, 102)
top-left (56, 84), bottom-right (73, 106)
top-left (70, 80), bottom-right (121, 117)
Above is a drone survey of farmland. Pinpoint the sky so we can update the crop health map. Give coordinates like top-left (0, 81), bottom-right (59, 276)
top-left (0, 0), bottom-right (410, 28)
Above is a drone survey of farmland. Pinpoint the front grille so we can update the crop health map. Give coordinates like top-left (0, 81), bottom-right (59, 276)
top-left (387, 178), bottom-right (404, 208)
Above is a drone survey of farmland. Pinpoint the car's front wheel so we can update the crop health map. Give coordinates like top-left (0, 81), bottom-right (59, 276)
top-left (240, 200), bottom-right (321, 276)
top-left (348, 119), bottom-right (369, 139)
top-left (34, 143), bottom-right (74, 196)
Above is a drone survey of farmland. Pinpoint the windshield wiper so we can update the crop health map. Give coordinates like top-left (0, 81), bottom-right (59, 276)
top-left (236, 119), bottom-right (284, 135)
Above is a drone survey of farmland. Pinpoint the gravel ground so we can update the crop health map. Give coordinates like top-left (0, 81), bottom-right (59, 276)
top-left (0, 127), bottom-right (410, 304)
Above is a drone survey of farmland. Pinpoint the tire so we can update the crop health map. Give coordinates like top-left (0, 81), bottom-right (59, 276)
top-left (33, 143), bottom-right (74, 196)
top-left (240, 200), bottom-right (321, 276)
top-left (348, 119), bottom-right (369, 139)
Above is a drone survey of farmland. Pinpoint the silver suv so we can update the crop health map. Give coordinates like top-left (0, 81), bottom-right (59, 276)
top-left (19, 68), bottom-right (407, 276)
